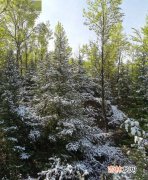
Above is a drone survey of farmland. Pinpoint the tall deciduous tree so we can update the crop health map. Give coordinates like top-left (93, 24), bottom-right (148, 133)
top-left (84, 0), bottom-right (123, 131)
top-left (1, 0), bottom-right (38, 74)
top-left (36, 22), bottom-right (52, 61)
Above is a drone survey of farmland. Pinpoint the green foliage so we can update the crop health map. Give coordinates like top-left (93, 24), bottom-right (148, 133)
top-left (124, 148), bottom-right (148, 180)
top-left (0, 0), bottom-right (147, 179)
top-left (32, 0), bottom-right (42, 11)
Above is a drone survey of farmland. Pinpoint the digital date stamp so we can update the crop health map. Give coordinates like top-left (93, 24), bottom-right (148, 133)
top-left (108, 165), bottom-right (137, 174)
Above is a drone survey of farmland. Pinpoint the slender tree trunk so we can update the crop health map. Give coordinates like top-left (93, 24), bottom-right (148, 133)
top-left (101, 44), bottom-right (108, 132)
top-left (16, 42), bottom-right (23, 75)
top-left (16, 44), bottom-right (20, 68)
top-left (117, 52), bottom-right (122, 106)
top-left (34, 51), bottom-right (37, 66)
top-left (20, 54), bottom-right (23, 76)
top-left (25, 42), bottom-right (28, 71)
top-left (41, 51), bottom-right (43, 61)
top-left (101, 5), bottom-right (108, 132)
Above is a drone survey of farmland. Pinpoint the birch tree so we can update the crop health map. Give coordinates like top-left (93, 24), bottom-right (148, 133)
top-left (84, 0), bottom-right (123, 131)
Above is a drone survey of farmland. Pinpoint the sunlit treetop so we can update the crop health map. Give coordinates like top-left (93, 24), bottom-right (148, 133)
top-left (32, 0), bottom-right (42, 11)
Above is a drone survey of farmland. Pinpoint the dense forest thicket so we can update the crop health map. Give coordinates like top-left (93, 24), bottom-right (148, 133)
top-left (0, 0), bottom-right (147, 180)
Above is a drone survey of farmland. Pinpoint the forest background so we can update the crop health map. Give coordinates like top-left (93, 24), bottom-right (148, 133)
top-left (0, 0), bottom-right (147, 179)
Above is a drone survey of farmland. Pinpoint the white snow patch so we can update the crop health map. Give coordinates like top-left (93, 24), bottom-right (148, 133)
top-left (17, 105), bottom-right (27, 117)
top-left (20, 153), bottom-right (30, 160)
top-left (111, 105), bottom-right (126, 124)
top-left (29, 130), bottom-right (40, 141)
top-left (14, 146), bottom-right (25, 151)
top-left (66, 142), bottom-right (80, 152)
top-left (8, 137), bottom-right (18, 142)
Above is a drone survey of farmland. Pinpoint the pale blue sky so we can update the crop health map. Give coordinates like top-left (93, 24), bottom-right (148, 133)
top-left (38, 0), bottom-right (148, 52)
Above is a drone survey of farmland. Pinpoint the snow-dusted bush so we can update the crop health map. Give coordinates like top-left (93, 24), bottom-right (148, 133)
top-left (38, 157), bottom-right (89, 180)
top-left (122, 118), bottom-right (147, 149)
